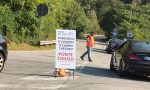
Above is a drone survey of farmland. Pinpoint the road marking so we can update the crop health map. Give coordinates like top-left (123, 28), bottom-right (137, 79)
top-left (31, 85), bottom-right (67, 90)
top-left (0, 84), bottom-right (12, 87)
top-left (21, 61), bottom-right (86, 81)
top-left (25, 61), bottom-right (88, 82)
top-left (22, 76), bottom-right (66, 80)
top-left (44, 61), bottom-right (88, 76)
top-left (21, 75), bottom-right (78, 81)
top-left (0, 84), bottom-right (67, 90)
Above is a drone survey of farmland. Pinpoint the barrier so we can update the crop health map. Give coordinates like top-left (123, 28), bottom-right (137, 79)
top-left (39, 40), bottom-right (56, 46)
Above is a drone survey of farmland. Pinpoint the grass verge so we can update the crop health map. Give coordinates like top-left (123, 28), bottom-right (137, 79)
top-left (8, 43), bottom-right (55, 51)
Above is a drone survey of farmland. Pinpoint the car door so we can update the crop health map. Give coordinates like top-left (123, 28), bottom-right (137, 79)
top-left (114, 48), bottom-right (122, 68)
top-left (115, 41), bottom-right (131, 69)
top-left (113, 42), bottom-right (124, 67)
top-left (114, 41), bottom-right (129, 68)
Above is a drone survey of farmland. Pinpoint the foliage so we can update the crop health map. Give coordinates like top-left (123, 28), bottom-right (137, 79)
top-left (0, 0), bottom-right (93, 45)
top-left (76, 0), bottom-right (102, 34)
top-left (100, 1), bottom-right (150, 40)
top-left (0, 0), bottom-right (150, 44)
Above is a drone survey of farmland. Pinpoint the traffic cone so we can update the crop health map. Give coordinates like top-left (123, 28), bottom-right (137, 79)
top-left (58, 68), bottom-right (65, 77)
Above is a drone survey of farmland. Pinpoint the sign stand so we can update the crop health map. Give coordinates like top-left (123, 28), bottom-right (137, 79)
top-left (54, 29), bottom-right (76, 78)
top-left (54, 68), bottom-right (75, 78)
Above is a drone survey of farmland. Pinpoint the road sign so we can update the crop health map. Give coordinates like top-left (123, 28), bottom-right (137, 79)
top-left (55, 29), bottom-right (76, 69)
top-left (37, 4), bottom-right (48, 16)
top-left (127, 31), bottom-right (133, 38)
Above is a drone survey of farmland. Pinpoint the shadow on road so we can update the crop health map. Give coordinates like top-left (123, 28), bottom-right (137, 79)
top-left (92, 48), bottom-right (108, 54)
top-left (78, 66), bottom-right (150, 82)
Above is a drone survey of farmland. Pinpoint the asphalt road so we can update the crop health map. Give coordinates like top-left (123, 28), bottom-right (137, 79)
top-left (0, 35), bottom-right (150, 90)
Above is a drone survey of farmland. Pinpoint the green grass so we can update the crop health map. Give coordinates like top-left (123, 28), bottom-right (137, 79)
top-left (8, 43), bottom-right (55, 51)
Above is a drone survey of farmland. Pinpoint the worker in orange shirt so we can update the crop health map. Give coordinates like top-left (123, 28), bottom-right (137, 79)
top-left (80, 32), bottom-right (95, 62)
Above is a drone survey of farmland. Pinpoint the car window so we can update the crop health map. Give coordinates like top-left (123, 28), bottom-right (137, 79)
top-left (118, 41), bottom-right (126, 49)
top-left (132, 41), bottom-right (150, 52)
top-left (109, 39), bottom-right (123, 45)
top-left (119, 41), bottom-right (131, 55)
top-left (120, 41), bottom-right (128, 49)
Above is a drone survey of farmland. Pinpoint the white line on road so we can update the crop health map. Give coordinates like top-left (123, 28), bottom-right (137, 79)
top-left (21, 61), bottom-right (87, 81)
top-left (0, 84), bottom-right (67, 90)
top-left (30, 85), bottom-right (67, 90)
top-left (0, 84), bottom-right (13, 87)
top-left (21, 75), bottom-right (79, 81)
top-left (44, 61), bottom-right (88, 75)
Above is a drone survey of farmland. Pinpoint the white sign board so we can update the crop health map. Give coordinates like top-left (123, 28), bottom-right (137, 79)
top-left (127, 31), bottom-right (133, 38)
top-left (55, 29), bottom-right (76, 69)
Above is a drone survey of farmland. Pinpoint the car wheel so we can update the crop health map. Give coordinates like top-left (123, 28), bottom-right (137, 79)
top-left (106, 50), bottom-right (109, 53)
top-left (0, 53), bottom-right (5, 72)
top-left (110, 54), bottom-right (116, 71)
top-left (118, 59), bottom-right (126, 76)
top-left (106, 49), bottom-right (111, 54)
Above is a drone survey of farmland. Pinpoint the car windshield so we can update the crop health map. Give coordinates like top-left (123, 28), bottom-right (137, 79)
top-left (132, 41), bottom-right (150, 52)
top-left (110, 39), bottom-right (123, 45)
top-left (115, 39), bottom-right (124, 45)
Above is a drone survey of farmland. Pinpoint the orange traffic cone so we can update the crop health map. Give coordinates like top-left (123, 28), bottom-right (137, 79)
top-left (58, 68), bottom-right (65, 77)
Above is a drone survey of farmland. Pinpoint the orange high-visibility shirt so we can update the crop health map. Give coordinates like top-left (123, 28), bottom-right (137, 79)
top-left (86, 35), bottom-right (94, 47)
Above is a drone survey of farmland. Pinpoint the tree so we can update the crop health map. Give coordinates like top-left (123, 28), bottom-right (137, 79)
top-left (0, 0), bottom-right (92, 44)
top-left (101, 1), bottom-right (150, 40)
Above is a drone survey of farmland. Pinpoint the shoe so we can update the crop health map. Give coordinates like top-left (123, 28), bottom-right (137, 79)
top-left (80, 56), bottom-right (84, 61)
top-left (89, 60), bottom-right (93, 62)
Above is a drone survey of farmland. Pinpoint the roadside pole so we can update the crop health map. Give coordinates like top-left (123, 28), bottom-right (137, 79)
top-left (37, 4), bottom-right (48, 40)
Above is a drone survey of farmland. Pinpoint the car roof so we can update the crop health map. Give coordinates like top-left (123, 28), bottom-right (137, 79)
top-left (109, 39), bottom-right (123, 41)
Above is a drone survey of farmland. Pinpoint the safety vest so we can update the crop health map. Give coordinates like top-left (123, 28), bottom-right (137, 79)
top-left (86, 35), bottom-right (94, 47)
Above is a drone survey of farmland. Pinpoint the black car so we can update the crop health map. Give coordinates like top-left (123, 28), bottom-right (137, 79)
top-left (0, 35), bottom-right (8, 72)
top-left (110, 40), bottom-right (150, 76)
top-left (106, 39), bottom-right (124, 53)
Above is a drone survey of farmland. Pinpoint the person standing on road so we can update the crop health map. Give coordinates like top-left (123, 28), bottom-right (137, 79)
top-left (80, 32), bottom-right (95, 62)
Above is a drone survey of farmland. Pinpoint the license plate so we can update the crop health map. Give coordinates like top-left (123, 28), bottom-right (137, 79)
top-left (144, 56), bottom-right (150, 60)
